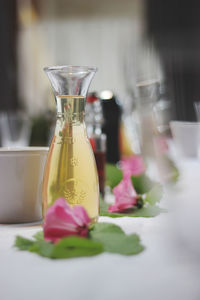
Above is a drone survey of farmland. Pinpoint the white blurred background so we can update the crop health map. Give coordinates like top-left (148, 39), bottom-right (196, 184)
top-left (17, 0), bottom-right (162, 114)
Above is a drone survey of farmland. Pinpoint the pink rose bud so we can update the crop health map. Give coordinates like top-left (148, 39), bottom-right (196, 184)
top-left (121, 155), bottom-right (146, 178)
top-left (44, 198), bottom-right (90, 243)
top-left (108, 177), bottom-right (138, 213)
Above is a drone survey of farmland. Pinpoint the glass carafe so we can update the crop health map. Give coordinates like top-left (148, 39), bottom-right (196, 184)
top-left (42, 66), bottom-right (99, 223)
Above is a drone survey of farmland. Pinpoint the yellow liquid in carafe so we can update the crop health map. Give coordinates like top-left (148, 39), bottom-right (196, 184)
top-left (42, 96), bottom-right (99, 222)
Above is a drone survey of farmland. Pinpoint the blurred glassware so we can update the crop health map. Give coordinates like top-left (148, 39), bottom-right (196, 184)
top-left (119, 110), bottom-right (141, 156)
top-left (85, 92), bottom-right (104, 136)
top-left (153, 83), bottom-right (171, 135)
top-left (170, 121), bottom-right (200, 158)
top-left (121, 40), bottom-right (164, 159)
top-left (136, 80), bottom-right (178, 183)
top-left (0, 111), bottom-right (31, 147)
top-left (136, 79), bottom-right (159, 158)
top-left (86, 92), bottom-right (106, 196)
top-left (194, 101), bottom-right (200, 121)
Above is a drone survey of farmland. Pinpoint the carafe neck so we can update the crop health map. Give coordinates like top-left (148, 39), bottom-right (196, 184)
top-left (56, 95), bottom-right (85, 123)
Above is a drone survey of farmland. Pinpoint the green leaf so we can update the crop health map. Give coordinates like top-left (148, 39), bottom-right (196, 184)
top-left (164, 156), bottom-right (180, 183)
top-left (93, 233), bottom-right (144, 255)
top-left (14, 222), bottom-right (145, 259)
top-left (15, 234), bottom-right (54, 257)
top-left (100, 196), bottom-right (110, 212)
top-left (144, 184), bottom-right (163, 206)
top-left (91, 222), bottom-right (125, 235)
top-left (100, 198), bottom-right (166, 218)
top-left (33, 231), bottom-right (44, 241)
top-left (90, 223), bottom-right (144, 255)
top-left (106, 164), bottom-right (123, 188)
top-left (29, 241), bottom-right (54, 257)
top-left (131, 174), bottom-right (157, 194)
top-left (51, 236), bottom-right (103, 259)
top-left (15, 236), bottom-right (34, 250)
top-left (171, 166), bottom-right (179, 183)
top-left (15, 235), bottom-right (103, 259)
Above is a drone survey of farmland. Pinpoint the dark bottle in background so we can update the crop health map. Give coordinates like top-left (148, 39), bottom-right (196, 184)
top-left (99, 91), bottom-right (122, 164)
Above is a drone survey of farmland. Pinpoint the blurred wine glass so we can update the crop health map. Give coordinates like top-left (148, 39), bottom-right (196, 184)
top-left (0, 111), bottom-right (31, 147)
top-left (194, 101), bottom-right (200, 121)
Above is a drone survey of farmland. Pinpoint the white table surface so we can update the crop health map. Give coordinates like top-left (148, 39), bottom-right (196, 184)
top-left (1, 159), bottom-right (200, 300)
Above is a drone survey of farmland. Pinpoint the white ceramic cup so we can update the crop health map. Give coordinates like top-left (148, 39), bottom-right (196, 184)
top-left (170, 121), bottom-right (200, 158)
top-left (0, 147), bottom-right (48, 223)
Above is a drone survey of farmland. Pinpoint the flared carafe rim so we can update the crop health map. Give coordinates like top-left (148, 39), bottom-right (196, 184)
top-left (43, 65), bottom-right (98, 73)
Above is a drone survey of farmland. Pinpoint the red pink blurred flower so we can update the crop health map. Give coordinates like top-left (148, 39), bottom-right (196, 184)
top-left (120, 155), bottom-right (145, 178)
top-left (108, 177), bottom-right (138, 213)
top-left (44, 198), bottom-right (90, 243)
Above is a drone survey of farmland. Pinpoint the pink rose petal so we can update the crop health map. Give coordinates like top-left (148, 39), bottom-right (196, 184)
top-left (108, 177), bottom-right (138, 213)
top-left (44, 198), bottom-right (90, 243)
top-left (121, 155), bottom-right (146, 178)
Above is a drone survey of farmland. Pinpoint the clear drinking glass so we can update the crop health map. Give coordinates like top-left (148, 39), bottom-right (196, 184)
top-left (194, 101), bottom-right (200, 121)
top-left (170, 121), bottom-right (200, 158)
top-left (136, 79), bottom-right (159, 158)
top-left (0, 111), bottom-right (31, 147)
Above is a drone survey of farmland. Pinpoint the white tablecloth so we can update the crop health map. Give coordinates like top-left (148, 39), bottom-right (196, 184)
top-left (0, 159), bottom-right (200, 300)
